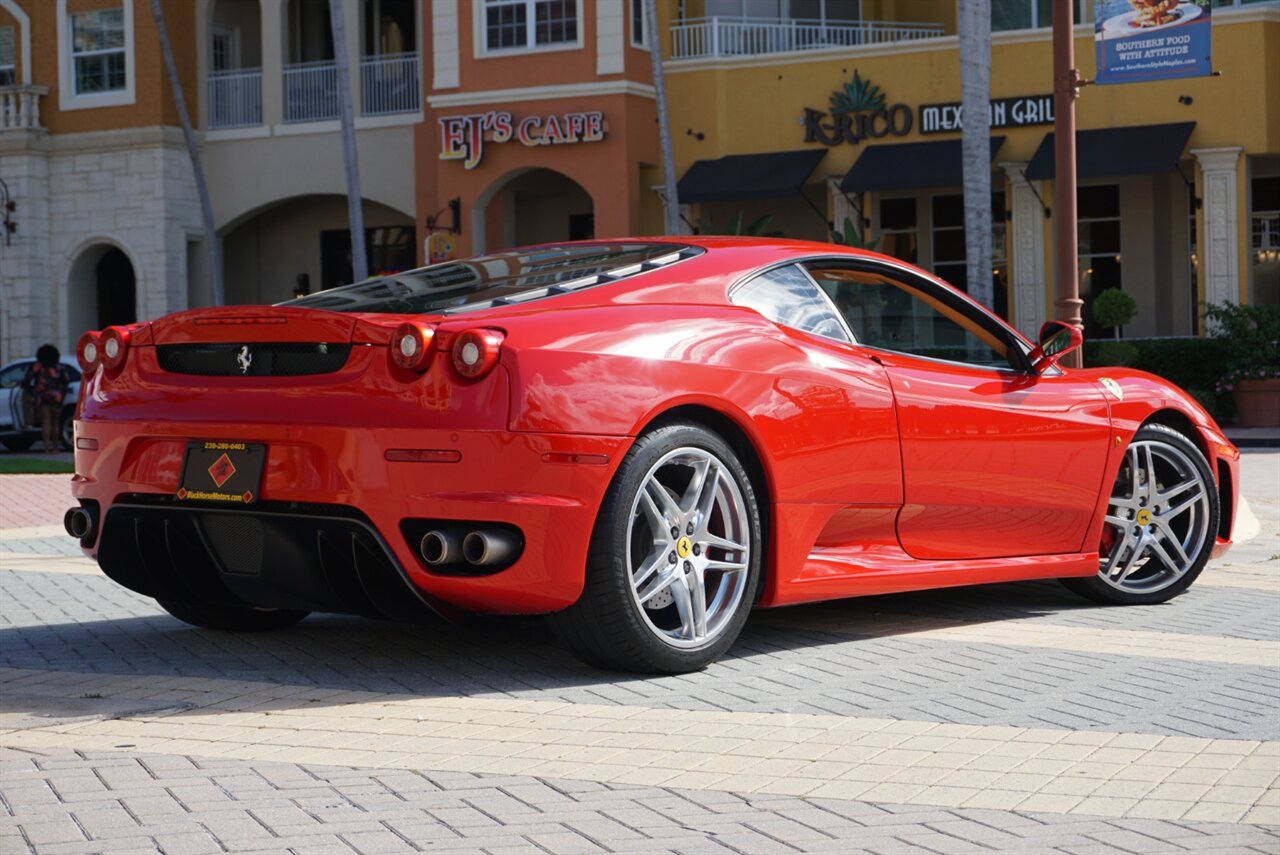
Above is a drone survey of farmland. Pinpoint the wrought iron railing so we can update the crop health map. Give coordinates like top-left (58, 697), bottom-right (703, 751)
top-left (360, 52), bottom-right (420, 116)
top-left (670, 16), bottom-right (945, 59)
top-left (207, 68), bottom-right (262, 129)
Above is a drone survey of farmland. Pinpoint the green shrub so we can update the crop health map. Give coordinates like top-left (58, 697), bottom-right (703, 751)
top-left (1090, 288), bottom-right (1138, 331)
top-left (1091, 340), bottom-right (1140, 367)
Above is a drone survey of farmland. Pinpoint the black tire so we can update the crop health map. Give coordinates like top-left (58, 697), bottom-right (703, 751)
top-left (1, 437), bottom-right (35, 452)
top-left (1062, 423), bottom-right (1219, 606)
top-left (60, 408), bottom-right (75, 451)
top-left (157, 598), bottom-right (309, 632)
top-left (550, 421), bottom-right (762, 674)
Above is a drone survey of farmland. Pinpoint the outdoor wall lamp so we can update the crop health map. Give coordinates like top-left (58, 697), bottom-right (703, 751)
top-left (427, 198), bottom-right (462, 235)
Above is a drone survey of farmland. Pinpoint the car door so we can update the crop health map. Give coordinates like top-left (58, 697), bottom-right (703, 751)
top-left (729, 263), bottom-right (901, 508)
top-left (0, 361), bottom-right (31, 430)
top-left (806, 260), bottom-right (1112, 560)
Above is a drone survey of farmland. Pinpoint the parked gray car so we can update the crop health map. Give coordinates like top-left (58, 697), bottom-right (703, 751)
top-left (0, 357), bottom-right (82, 451)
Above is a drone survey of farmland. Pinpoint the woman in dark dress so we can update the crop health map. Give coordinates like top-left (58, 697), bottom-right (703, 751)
top-left (22, 344), bottom-right (70, 453)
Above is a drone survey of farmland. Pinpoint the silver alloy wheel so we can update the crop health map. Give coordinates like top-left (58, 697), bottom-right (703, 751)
top-left (626, 446), bottom-right (750, 649)
top-left (1100, 438), bottom-right (1212, 593)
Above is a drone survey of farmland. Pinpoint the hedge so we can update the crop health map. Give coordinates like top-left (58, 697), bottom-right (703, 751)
top-left (1083, 336), bottom-right (1233, 420)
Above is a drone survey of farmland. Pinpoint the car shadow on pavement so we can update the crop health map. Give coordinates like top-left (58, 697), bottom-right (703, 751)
top-left (0, 578), bottom-right (1132, 716)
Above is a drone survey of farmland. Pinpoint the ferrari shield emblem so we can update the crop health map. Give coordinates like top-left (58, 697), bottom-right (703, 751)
top-left (1099, 377), bottom-right (1124, 401)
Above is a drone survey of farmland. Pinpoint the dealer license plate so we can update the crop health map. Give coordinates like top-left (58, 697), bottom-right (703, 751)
top-left (177, 441), bottom-right (266, 504)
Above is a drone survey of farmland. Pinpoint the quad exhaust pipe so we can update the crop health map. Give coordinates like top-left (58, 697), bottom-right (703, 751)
top-left (420, 526), bottom-right (522, 568)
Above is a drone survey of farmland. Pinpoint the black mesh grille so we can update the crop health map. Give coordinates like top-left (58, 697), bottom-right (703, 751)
top-left (156, 343), bottom-right (351, 376)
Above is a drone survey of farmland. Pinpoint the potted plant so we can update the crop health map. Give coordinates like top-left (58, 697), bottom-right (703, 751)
top-left (1205, 302), bottom-right (1280, 427)
top-left (1090, 288), bottom-right (1137, 339)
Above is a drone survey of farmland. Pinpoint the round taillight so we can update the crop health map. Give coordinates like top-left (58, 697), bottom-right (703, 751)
top-left (76, 332), bottom-right (101, 372)
top-left (101, 327), bottom-right (129, 370)
top-left (451, 329), bottom-right (504, 380)
top-left (390, 322), bottom-right (435, 371)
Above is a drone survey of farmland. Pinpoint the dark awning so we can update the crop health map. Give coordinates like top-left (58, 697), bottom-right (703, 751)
top-left (677, 149), bottom-right (826, 203)
top-left (1024, 122), bottom-right (1195, 181)
top-left (840, 137), bottom-right (1005, 193)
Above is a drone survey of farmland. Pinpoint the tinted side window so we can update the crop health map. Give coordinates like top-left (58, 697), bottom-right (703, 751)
top-left (809, 266), bottom-right (1011, 368)
top-left (732, 265), bottom-right (850, 343)
top-left (0, 363), bottom-right (29, 388)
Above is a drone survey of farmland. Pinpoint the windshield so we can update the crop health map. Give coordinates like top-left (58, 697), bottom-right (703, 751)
top-left (280, 242), bottom-right (688, 315)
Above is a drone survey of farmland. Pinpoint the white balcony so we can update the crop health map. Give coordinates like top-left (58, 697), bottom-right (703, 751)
top-left (360, 52), bottom-right (420, 116)
top-left (283, 59), bottom-right (340, 123)
top-left (207, 69), bottom-right (263, 130)
top-left (0, 85), bottom-right (48, 131)
top-left (670, 17), bottom-right (945, 60)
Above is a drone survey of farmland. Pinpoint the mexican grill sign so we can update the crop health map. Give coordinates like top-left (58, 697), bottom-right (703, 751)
top-left (439, 110), bottom-right (606, 170)
top-left (804, 71), bottom-right (1054, 145)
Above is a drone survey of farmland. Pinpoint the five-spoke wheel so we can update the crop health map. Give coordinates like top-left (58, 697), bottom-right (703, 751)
top-left (1064, 423), bottom-right (1219, 605)
top-left (551, 421), bottom-right (761, 673)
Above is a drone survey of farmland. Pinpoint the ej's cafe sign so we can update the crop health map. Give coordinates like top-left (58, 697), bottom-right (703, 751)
top-left (439, 110), bottom-right (605, 170)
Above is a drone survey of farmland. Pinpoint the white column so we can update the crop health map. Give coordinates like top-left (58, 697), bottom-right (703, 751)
top-left (1192, 147), bottom-right (1243, 310)
top-left (260, 0), bottom-right (285, 126)
top-left (432, 0), bottom-right (460, 89)
top-left (826, 177), bottom-right (853, 240)
top-left (1001, 162), bottom-right (1047, 338)
top-left (596, 0), bottom-right (625, 75)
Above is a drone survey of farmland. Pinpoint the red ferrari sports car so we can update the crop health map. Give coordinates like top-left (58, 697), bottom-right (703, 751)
top-left (67, 238), bottom-right (1239, 673)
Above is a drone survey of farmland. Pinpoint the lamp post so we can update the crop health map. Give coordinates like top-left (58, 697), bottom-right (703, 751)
top-left (1052, 0), bottom-right (1084, 366)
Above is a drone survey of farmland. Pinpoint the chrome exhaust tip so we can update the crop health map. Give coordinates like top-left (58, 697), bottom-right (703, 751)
top-left (64, 506), bottom-right (95, 541)
top-left (462, 529), bottom-right (522, 566)
top-left (420, 529), bottom-right (463, 566)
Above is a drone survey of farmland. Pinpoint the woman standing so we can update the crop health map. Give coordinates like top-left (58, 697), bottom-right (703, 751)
top-left (22, 344), bottom-right (71, 453)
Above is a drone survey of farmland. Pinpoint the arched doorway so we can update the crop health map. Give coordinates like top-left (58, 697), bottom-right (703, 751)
top-left (221, 194), bottom-right (415, 304)
top-left (66, 244), bottom-right (137, 347)
top-left (473, 168), bottom-right (594, 253)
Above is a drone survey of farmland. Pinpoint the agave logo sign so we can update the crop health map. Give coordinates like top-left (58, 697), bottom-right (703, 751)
top-left (803, 70), bottom-right (913, 146)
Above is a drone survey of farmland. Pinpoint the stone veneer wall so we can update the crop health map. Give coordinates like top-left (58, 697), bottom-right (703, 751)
top-left (0, 126), bottom-right (202, 364)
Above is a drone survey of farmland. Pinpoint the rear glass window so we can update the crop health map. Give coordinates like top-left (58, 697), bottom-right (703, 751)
top-left (281, 242), bottom-right (689, 315)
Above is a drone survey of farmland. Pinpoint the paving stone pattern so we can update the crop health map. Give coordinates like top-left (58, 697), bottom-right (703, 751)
top-left (2, 459), bottom-right (1278, 853)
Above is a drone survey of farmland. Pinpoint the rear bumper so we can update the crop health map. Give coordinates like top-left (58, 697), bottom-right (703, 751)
top-left (72, 418), bottom-right (628, 613)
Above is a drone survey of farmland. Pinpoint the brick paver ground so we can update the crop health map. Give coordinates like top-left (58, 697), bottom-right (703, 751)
top-left (2, 452), bottom-right (1277, 853)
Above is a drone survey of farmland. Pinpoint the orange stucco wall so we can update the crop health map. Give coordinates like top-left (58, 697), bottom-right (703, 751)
top-left (13, 0), bottom-right (196, 135)
top-left (417, 1), bottom-right (661, 260)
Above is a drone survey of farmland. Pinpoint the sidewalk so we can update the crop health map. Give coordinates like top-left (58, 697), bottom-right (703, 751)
top-left (1, 457), bottom-right (1277, 853)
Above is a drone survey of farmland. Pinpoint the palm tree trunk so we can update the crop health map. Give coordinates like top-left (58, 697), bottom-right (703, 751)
top-left (329, 0), bottom-right (368, 282)
top-left (645, 0), bottom-right (681, 235)
top-left (959, 0), bottom-right (993, 310)
top-left (149, 0), bottom-right (223, 306)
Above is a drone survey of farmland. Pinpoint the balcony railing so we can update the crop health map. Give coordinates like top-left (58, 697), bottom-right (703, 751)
top-left (283, 59), bottom-right (340, 123)
top-left (360, 52), bottom-right (420, 116)
top-left (670, 17), bottom-right (945, 60)
top-left (207, 68), bottom-right (262, 130)
top-left (0, 85), bottom-right (48, 131)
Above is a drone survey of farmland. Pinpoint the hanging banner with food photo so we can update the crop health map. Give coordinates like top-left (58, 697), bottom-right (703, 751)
top-left (1094, 0), bottom-right (1212, 84)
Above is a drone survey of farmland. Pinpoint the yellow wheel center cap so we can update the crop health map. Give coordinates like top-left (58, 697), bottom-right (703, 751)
top-left (1136, 509), bottom-right (1152, 526)
top-left (676, 537), bottom-right (693, 559)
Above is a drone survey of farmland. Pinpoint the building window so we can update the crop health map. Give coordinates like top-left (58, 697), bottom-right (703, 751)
top-left (0, 26), bottom-right (14, 85)
top-left (1078, 184), bottom-right (1122, 338)
top-left (1251, 175), bottom-right (1280, 306)
top-left (992, 0), bottom-right (1083, 31)
top-left (930, 192), bottom-right (1009, 318)
top-left (879, 197), bottom-right (918, 265)
top-left (71, 9), bottom-right (126, 94)
top-left (483, 0), bottom-right (578, 52)
top-left (631, 0), bottom-right (647, 48)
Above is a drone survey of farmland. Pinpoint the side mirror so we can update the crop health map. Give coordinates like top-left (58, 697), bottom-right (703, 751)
top-left (1028, 321), bottom-right (1083, 373)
